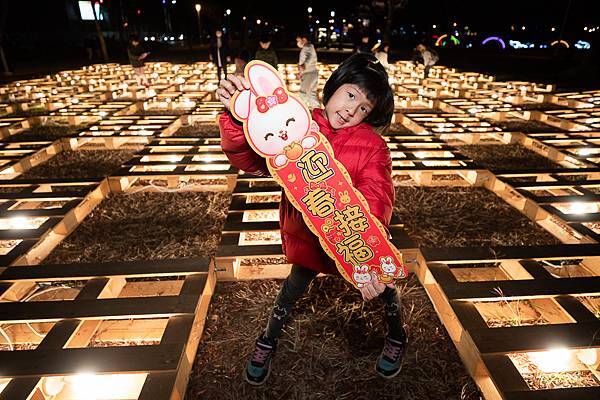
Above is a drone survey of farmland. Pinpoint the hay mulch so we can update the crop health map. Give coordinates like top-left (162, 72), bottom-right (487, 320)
top-left (134, 108), bottom-right (189, 116)
top-left (509, 353), bottom-right (600, 390)
top-left (172, 123), bottom-right (220, 138)
top-left (18, 150), bottom-right (135, 180)
top-left (386, 123), bottom-right (415, 134)
top-left (518, 103), bottom-right (565, 112)
top-left (456, 144), bottom-right (562, 171)
top-left (44, 191), bottom-right (230, 264)
top-left (398, 108), bottom-right (443, 114)
top-left (393, 186), bottom-right (561, 248)
top-left (486, 119), bottom-right (564, 133)
top-left (4, 108), bottom-right (49, 117)
top-left (187, 275), bottom-right (481, 400)
top-left (4, 124), bottom-right (81, 142)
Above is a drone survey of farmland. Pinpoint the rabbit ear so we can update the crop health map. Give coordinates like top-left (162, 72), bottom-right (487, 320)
top-left (231, 89), bottom-right (254, 121)
top-left (247, 61), bottom-right (284, 96)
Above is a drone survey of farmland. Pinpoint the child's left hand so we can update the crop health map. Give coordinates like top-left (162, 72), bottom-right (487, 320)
top-left (359, 273), bottom-right (395, 301)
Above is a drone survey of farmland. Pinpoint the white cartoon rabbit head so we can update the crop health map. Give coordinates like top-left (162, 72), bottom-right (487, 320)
top-left (353, 265), bottom-right (372, 286)
top-left (231, 61), bottom-right (311, 157)
top-left (379, 256), bottom-right (397, 274)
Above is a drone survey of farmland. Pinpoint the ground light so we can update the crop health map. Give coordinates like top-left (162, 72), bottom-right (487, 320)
top-left (529, 348), bottom-right (572, 373)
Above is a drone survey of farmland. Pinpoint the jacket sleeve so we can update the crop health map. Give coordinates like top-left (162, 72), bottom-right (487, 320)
top-left (354, 143), bottom-right (395, 227)
top-left (219, 112), bottom-right (269, 176)
top-left (298, 46), bottom-right (308, 66)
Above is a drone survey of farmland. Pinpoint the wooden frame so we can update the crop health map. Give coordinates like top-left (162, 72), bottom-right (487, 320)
top-left (414, 244), bottom-right (600, 400)
top-left (108, 137), bottom-right (237, 193)
top-left (0, 257), bottom-right (216, 400)
top-left (0, 179), bottom-right (109, 267)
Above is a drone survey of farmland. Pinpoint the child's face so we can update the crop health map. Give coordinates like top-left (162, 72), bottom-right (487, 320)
top-left (260, 41), bottom-right (271, 49)
top-left (324, 83), bottom-right (373, 130)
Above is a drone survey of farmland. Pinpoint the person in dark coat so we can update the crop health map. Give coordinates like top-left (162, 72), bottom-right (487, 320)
top-left (355, 33), bottom-right (371, 54)
top-left (209, 29), bottom-right (231, 81)
top-left (254, 34), bottom-right (279, 68)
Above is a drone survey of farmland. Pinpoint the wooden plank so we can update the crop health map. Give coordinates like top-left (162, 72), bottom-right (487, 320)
top-left (0, 292), bottom-right (204, 323)
top-left (421, 244), bottom-right (600, 263)
top-left (467, 322), bottom-right (600, 354)
top-left (0, 344), bottom-right (183, 378)
top-left (0, 257), bottom-right (210, 282)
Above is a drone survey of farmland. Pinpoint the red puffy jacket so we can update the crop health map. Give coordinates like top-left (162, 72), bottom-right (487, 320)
top-left (219, 108), bottom-right (395, 275)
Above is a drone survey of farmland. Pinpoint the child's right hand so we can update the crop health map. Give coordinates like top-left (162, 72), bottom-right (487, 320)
top-left (216, 75), bottom-right (250, 111)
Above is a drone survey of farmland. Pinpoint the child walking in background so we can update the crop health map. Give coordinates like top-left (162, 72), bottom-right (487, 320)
top-left (296, 32), bottom-right (320, 109)
top-left (127, 36), bottom-right (149, 87)
top-left (416, 43), bottom-right (439, 79)
top-left (216, 53), bottom-right (408, 385)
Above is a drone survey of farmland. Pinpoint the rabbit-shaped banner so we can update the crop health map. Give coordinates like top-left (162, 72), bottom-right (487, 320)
top-left (230, 60), bottom-right (407, 288)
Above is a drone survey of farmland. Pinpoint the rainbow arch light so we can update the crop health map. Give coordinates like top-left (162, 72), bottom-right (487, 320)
top-left (435, 34), bottom-right (460, 47)
top-left (551, 40), bottom-right (570, 48)
top-left (481, 36), bottom-right (506, 49)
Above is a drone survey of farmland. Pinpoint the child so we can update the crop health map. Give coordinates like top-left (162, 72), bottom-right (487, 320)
top-left (374, 42), bottom-right (395, 73)
top-left (254, 34), bottom-right (279, 68)
top-left (296, 32), bottom-right (319, 109)
top-left (216, 53), bottom-right (407, 385)
top-left (415, 43), bottom-right (439, 79)
top-left (127, 36), bottom-right (149, 87)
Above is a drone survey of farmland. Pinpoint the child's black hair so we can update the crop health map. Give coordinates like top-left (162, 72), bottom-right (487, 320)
top-left (322, 53), bottom-right (394, 129)
top-left (296, 32), bottom-right (311, 41)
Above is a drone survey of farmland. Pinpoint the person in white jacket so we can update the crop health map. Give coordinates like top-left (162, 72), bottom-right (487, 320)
top-left (296, 33), bottom-right (320, 109)
top-left (416, 44), bottom-right (438, 78)
top-left (373, 42), bottom-right (395, 73)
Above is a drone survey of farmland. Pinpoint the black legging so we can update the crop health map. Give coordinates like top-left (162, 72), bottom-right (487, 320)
top-left (265, 264), bottom-right (404, 341)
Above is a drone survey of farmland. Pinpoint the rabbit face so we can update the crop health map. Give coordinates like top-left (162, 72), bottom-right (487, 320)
top-left (232, 60), bottom-right (312, 157)
top-left (379, 256), bottom-right (397, 274)
top-left (353, 265), bottom-right (372, 286)
top-left (247, 100), bottom-right (310, 156)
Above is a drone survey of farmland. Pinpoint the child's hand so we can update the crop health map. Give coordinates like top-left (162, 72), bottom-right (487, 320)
top-left (359, 273), bottom-right (394, 301)
top-left (216, 75), bottom-right (250, 111)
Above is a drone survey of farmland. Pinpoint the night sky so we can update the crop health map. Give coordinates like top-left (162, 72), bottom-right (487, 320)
top-left (2, 0), bottom-right (597, 38)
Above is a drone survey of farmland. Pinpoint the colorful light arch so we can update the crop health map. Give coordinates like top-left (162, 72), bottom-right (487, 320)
top-left (435, 34), bottom-right (460, 47)
top-left (481, 36), bottom-right (506, 49)
top-left (551, 40), bottom-right (570, 48)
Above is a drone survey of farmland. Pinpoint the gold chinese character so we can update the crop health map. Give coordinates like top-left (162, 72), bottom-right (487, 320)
top-left (334, 205), bottom-right (369, 236)
top-left (335, 233), bottom-right (374, 265)
top-left (301, 188), bottom-right (335, 218)
top-left (296, 150), bottom-right (334, 183)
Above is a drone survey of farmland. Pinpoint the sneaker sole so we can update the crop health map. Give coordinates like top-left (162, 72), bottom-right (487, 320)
top-left (244, 359), bottom-right (272, 386)
top-left (375, 360), bottom-right (404, 379)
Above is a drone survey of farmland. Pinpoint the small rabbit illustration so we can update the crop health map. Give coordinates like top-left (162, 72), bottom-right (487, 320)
top-left (231, 61), bottom-right (319, 169)
top-left (353, 265), bottom-right (372, 288)
top-left (379, 256), bottom-right (397, 276)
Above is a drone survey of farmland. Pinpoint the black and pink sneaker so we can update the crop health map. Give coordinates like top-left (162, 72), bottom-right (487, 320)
top-left (245, 333), bottom-right (276, 386)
